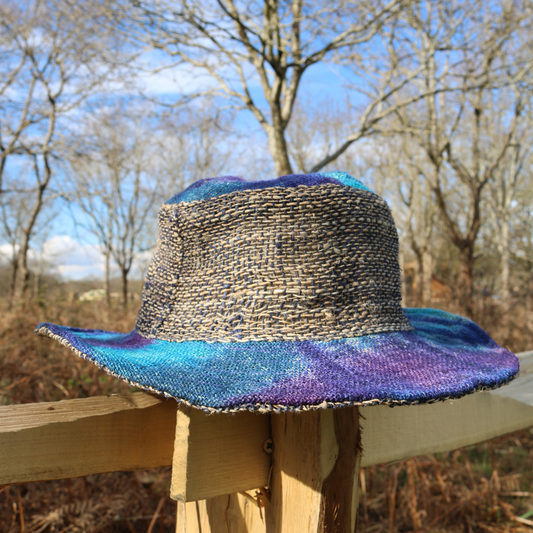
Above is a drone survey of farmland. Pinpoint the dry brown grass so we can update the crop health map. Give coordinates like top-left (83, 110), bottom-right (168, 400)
top-left (1, 299), bottom-right (532, 532)
top-left (359, 431), bottom-right (533, 532)
top-left (0, 300), bottom-right (136, 405)
top-left (0, 300), bottom-right (176, 533)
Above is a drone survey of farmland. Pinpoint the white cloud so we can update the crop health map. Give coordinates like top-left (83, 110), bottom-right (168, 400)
top-left (121, 48), bottom-right (267, 98)
top-left (0, 235), bottom-right (155, 281)
top-left (40, 235), bottom-right (106, 280)
top-left (139, 65), bottom-right (216, 96)
top-left (0, 236), bottom-right (105, 280)
top-left (0, 243), bottom-right (15, 264)
top-left (56, 262), bottom-right (103, 279)
top-left (43, 235), bottom-right (102, 265)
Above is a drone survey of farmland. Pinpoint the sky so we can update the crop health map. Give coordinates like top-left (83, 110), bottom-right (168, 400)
top-left (0, 236), bottom-right (106, 280)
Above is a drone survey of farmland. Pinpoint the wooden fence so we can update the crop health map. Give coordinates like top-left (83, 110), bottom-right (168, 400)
top-left (1, 350), bottom-right (532, 532)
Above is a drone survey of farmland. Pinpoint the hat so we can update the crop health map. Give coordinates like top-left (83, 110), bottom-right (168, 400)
top-left (36, 172), bottom-right (519, 413)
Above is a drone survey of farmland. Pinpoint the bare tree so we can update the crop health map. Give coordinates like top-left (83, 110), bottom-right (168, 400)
top-left (109, 0), bottom-right (459, 176)
top-left (286, 97), bottom-right (360, 174)
top-left (485, 84), bottom-right (533, 335)
top-left (0, 167), bottom-right (58, 298)
top-left (158, 101), bottom-right (239, 191)
top-left (516, 197), bottom-right (533, 348)
top-left (0, 6), bottom-right (35, 196)
top-left (68, 106), bottom-right (160, 307)
top-left (388, 0), bottom-right (532, 317)
top-left (388, 145), bottom-right (439, 307)
top-left (0, 0), bottom-right (125, 302)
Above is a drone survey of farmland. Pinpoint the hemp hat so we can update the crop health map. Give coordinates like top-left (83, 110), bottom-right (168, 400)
top-left (36, 172), bottom-right (519, 413)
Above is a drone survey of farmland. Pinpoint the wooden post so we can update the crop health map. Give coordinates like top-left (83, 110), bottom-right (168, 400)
top-left (176, 407), bottom-right (362, 533)
top-left (171, 406), bottom-right (271, 502)
top-left (267, 407), bottom-right (362, 533)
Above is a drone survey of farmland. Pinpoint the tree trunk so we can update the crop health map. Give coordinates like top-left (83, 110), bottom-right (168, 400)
top-left (413, 257), bottom-right (423, 306)
top-left (458, 246), bottom-right (475, 319)
top-left (9, 255), bottom-right (18, 302)
top-left (267, 123), bottom-right (293, 176)
top-left (105, 250), bottom-right (111, 307)
top-left (121, 268), bottom-right (128, 308)
top-left (33, 269), bottom-right (41, 301)
top-left (13, 233), bottom-right (31, 303)
top-left (500, 220), bottom-right (511, 339)
top-left (399, 250), bottom-right (406, 306)
top-left (526, 270), bottom-right (533, 349)
top-left (12, 156), bottom-right (52, 304)
top-left (422, 250), bottom-right (433, 307)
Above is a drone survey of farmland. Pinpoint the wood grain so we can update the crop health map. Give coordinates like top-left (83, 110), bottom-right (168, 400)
top-left (0, 393), bottom-right (176, 485)
top-left (170, 406), bottom-right (272, 502)
top-left (320, 407), bottom-right (362, 532)
top-left (177, 409), bottom-right (362, 533)
top-left (1, 351), bottom-right (532, 497)
top-left (264, 408), bottom-right (361, 533)
top-left (176, 494), bottom-right (267, 533)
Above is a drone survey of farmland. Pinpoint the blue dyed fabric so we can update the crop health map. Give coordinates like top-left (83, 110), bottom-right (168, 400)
top-left (166, 171), bottom-right (372, 204)
top-left (36, 309), bottom-right (519, 412)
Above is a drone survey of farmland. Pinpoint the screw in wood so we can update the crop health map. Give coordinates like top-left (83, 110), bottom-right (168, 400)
top-left (263, 439), bottom-right (274, 454)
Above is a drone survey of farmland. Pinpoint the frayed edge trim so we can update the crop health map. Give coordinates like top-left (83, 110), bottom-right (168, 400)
top-left (36, 325), bottom-right (518, 415)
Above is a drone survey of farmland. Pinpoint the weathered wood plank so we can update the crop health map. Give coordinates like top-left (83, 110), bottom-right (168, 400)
top-left (361, 390), bottom-right (533, 467)
top-left (0, 393), bottom-right (176, 485)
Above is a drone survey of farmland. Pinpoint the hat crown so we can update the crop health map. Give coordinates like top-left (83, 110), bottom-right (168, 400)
top-left (136, 174), bottom-right (412, 342)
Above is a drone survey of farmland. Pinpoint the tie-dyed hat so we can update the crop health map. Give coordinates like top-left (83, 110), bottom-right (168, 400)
top-left (36, 172), bottom-right (519, 413)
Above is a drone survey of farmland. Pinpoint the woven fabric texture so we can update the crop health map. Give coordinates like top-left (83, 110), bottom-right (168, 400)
top-left (36, 172), bottom-right (519, 412)
top-left (137, 183), bottom-right (410, 342)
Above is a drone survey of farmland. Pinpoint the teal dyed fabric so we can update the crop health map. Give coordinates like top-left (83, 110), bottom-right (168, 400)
top-left (165, 171), bottom-right (372, 205)
top-left (36, 172), bottom-right (519, 412)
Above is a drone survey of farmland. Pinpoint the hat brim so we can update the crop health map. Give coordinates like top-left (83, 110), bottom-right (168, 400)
top-left (36, 308), bottom-right (519, 413)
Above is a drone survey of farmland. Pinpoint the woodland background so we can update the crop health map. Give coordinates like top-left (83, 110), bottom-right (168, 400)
top-left (1, 0), bottom-right (533, 531)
